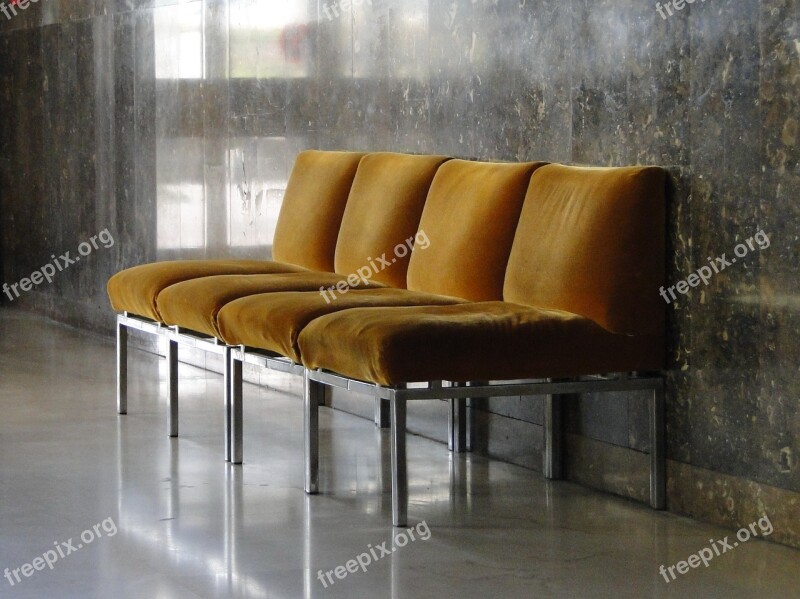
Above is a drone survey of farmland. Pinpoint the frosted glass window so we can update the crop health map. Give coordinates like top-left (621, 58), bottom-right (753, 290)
top-left (155, 4), bottom-right (205, 80)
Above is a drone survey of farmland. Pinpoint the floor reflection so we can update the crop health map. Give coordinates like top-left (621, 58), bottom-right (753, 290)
top-left (3, 311), bottom-right (800, 598)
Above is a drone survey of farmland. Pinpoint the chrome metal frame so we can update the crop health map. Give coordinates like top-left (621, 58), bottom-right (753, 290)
top-left (228, 346), bottom-right (304, 465)
top-left (116, 312), bottom-right (389, 465)
top-left (304, 369), bottom-right (666, 527)
top-left (117, 312), bottom-right (666, 528)
top-left (116, 312), bottom-right (237, 460)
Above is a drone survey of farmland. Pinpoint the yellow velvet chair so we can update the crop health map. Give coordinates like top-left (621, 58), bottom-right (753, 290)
top-left (295, 163), bottom-right (667, 525)
top-left (107, 152), bottom-right (667, 528)
top-left (299, 164), bottom-right (666, 385)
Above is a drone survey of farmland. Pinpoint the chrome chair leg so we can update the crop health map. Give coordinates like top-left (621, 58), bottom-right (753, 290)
top-left (543, 393), bottom-right (564, 479)
top-left (167, 338), bottom-right (178, 437)
top-left (304, 370), bottom-right (323, 494)
top-left (116, 317), bottom-right (128, 415)
top-left (230, 353), bottom-right (243, 464)
top-left (375, 397), bottom-right (390, 428)
top-left (449, 384), bottom-right (467, 453)
top-left (224, 346), bottom-right (232, 462)
top-left (391, 395), bottom-right (408, 527)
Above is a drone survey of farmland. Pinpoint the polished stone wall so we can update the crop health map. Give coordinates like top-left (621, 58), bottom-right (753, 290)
top-left (0, 0), bottom-right (797, 547)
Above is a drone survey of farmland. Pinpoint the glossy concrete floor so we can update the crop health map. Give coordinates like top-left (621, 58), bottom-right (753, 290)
top-left (0, 310), bottom-right (798, 599)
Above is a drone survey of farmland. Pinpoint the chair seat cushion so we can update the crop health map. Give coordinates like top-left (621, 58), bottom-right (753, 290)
top-left (217, 289), bottom-right (464, 362)
top-left (297, 302), bottom-right (665, 386)
top-left (157, 272), bottom-right (385, 338)
top-left (107, 260), bottom-right (306, 322)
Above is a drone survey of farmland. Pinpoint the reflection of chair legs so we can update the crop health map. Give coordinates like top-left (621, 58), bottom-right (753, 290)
top-left (450, 383), bottom-right (486, 518)
top-left (376, 427), bottom-right (393, 500)
top-left (448, 448), bottom-right (474, 519)
top-left (224, 464), bottom-right (242, 595)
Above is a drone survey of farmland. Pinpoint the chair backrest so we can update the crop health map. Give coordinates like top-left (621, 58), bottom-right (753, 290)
top-left (503, 163), bottom-right (666, 335)
top-left (406, 159), bottom-right (547, 301)
top-left (334, 153), bottom-right (450, 288)
top-left (272, 150), bottom-right (366, 272)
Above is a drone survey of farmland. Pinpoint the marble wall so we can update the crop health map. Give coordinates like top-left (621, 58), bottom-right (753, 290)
top-left (0, 0), bottom-right (798, 546)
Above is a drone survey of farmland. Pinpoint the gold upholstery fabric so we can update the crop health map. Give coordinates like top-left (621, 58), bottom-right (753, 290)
top-left (334, 153), bottom-right (450, 288)
top-left (151, 152), bottom-right (450, 335)
top-left (406, 160), bottom-right (547, 301)
top-left (216, 289), bottom-right (464, 362)
top-left (504, 164), bottom-right (666, 336)
top-left (157, 272), bottom-right (384, 338)
top-left (110, 153), bottom-right (667, 392)
top-left (298, 302), bottom-right (664, 386)
top-left (107, 260), bottom-right (305, 321)
top-left (272, 150), bottom-right (366, 271)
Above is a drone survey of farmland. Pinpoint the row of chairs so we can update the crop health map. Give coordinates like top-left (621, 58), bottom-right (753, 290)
top-left (109, 151), bottom-right (667, 526)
